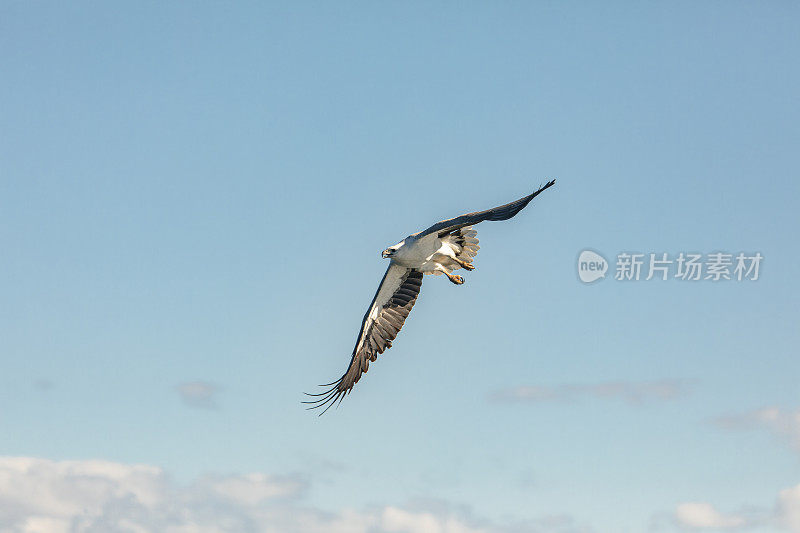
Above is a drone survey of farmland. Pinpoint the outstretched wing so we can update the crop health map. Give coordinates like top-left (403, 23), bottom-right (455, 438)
top-left (415, 179), bottom-right (556, 238)
top-left (304, 264), bottom-right (423, 415)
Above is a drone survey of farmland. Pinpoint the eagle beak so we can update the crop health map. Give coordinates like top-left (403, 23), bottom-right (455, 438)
top-left (382, 249), bottom-right (392, 258)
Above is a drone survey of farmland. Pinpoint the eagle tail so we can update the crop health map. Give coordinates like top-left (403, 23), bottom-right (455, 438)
top-left (445, 226), bottom-right (480, 264)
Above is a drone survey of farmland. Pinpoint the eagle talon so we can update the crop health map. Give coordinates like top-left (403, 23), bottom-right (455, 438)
top-left (448, 274), bottom-right (465, 285)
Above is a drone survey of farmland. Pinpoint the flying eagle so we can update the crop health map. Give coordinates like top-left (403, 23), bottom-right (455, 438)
top-left (305, 180), bottom-right (556, 414)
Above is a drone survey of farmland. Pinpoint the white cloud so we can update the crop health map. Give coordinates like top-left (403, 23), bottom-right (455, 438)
top-left (778, 485), bottom-right (800, 533)
top-left (491, 380), bottom-right (688, 405)
top-left (0, 457), bottom-right (167, 521)
top-left (0, 456), bottom-right (582, 533)
top-left (674, 503), bottom-right (746, 530)
top-left (380, 506), bottom-right (485, 533)
top-left (668, 483), bottom-right (800, 532)
top-left (176, 381), bottom-right (219, 409)
top-left (714, 407), bottom-right (800, 453)
top-left (201, 472), bottom-right (304, 506)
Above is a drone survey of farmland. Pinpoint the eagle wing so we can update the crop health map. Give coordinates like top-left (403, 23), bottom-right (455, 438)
top-left (304, 264), bottom-right (423, 415)
top-left (415, 179), bottom-right (556, 238)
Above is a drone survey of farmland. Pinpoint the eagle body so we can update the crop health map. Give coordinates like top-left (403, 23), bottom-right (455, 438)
top-left (389, 232), bottom-right (476, 276)
top-left (305, 180), bottom-right (556, 414)
top-left (386, 234), bottom-right (432, 267)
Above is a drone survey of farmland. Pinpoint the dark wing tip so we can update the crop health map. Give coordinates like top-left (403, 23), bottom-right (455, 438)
top-left (483, 179), bottom-right (557, 223)
top-left (302, 381), bottom-right (347, 416)
top-left (532, 178), bottom-right (556, 197)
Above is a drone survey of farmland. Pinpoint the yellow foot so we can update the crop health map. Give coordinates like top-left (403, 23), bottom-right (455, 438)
top-left (448, 274), bottom-right (465, 285)
top-left (454, 258), bottom-right (475, 271)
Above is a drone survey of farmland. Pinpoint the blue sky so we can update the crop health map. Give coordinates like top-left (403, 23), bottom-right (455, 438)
top-left (1, 2), bottom-right (799, 532)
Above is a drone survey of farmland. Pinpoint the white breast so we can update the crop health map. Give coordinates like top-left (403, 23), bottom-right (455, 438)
top-left (392, 235), bottom-right (440, 268)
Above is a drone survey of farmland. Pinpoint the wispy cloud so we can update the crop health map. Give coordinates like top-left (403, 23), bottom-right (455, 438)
top-left (0, 456), bottom-right (590, 533)
top-left (674, 502), bottom-right (747, 530)
top-left (491, 380), bottom-right (689, 405)
top-left (32, 379), bottom-right (54, 391)
top-left (713, 407), bottom-right (800, 453)
top-left (779, 485), bottom-right (800, 533)
top-left (176, 381), bottom-right (219, 409)
top-left (651, 483), bottom-right (800, 532)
